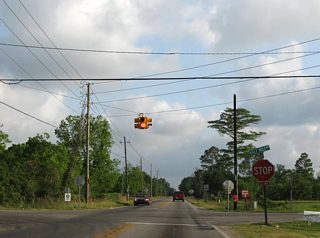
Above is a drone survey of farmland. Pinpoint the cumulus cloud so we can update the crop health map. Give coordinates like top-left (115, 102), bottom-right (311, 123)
top-left (1, 0), bottom-right (320, 188)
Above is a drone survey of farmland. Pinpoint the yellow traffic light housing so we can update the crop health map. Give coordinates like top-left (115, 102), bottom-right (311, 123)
top-left (134, 114), bottom-right (152, 129)
top-left (134, 117), bottom-right (141, 128)
top-left (146, 117), bottom-right (152, 129)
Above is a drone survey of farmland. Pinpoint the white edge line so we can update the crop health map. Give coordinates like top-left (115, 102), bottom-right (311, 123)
top-left (211, 225), bottom-right (231, 238)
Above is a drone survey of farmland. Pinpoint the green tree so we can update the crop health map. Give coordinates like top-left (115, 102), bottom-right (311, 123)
top-left (199, 146), bottom-right (233, 197)
top-left (90, 116), bottom-right (120, 196)
top-left (55, 115), bottom-right (118, 198)
top-left (0, 134), bottom-right (68, 205)
top-left (191, 169), bottom-right (204, 198)
top-left (208, 107), bottom-right (266, 173)
top-left (55, 115), bottom-right (85, 189)
top-left (23, 134), bottom-right (68, 201)
top-left (179, 177), bottom-right (193, 195)
top-left (292, 153), bottom-right (314, 199)
top-left (0, 127), bottom-right (10, 152)
top-left (295, 152), bottom-right (313, 175)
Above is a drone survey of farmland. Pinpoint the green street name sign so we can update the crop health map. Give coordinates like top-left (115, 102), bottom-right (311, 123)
top-left (249, 145), bottom-right (270, 155)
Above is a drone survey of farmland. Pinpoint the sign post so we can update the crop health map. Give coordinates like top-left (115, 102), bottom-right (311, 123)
top-left (203, 184), bottom-right (209, 202)
top-left (252, 159), bottom-right (275, 225)
top-left (223, 180), bottom-right (234, 212)
top-left (242, 190), bottom-right (249, 210)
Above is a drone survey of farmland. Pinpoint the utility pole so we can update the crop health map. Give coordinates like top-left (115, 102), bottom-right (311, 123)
top-left (150, 163), bottom-right (153, 197)
top-left (156, 170), bottom-right (159, 197)
top-left (140, 157), bottom-right (144, 192)
top-left (121, 137), bottom-right (129, 201)
top-left (233, 94), bottom-right (238, 198)
top-left (86, 83), bottom-right (90, 204)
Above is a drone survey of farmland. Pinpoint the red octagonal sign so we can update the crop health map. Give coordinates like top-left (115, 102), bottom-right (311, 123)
top-left (252, 159), bottom-right (275, 184)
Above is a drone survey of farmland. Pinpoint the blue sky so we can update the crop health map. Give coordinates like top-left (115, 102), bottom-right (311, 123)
top-left (1, 0), bottom-right (320, 189)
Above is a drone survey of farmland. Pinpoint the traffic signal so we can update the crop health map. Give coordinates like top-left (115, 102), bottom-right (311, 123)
top-left (146, 117), bottom-right (152, 129)
top-left (134, 114), bottom-right (152, 129)
top-left (140, 116), bottom-right (147, 129)
top-left (134, 117), bottom-right (141, 129)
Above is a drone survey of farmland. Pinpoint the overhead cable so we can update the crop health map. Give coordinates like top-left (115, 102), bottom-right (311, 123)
top-left (106, 84), bottom-right (320, 117)
top-left (0, 42), bottom-right (319, 56)
top-left (2, 75), bottom-right (320, 82)
top-left (0, 100), bottom-right (57, 127)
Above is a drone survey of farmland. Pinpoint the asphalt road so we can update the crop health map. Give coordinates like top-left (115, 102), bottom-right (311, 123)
top-left (0, 199), bottom-right (302, 238)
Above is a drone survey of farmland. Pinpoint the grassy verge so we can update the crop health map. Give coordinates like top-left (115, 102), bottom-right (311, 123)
top-left (0, 194), bottom-right (131, 210)
top-left (231, 221), bottom-right (320, 238)
top-left (0, 195), bottom-right (166, 210)
top-left (186, 197), bottom-right (320, 213)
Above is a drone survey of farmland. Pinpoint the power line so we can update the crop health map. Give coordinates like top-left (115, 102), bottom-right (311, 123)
top-left (0, 100), bottom-right (57, 128)
top-left (132, 37), bottom-right (320, 78)
top-left (1, 37), bottom-right (319, 82)
top-left (110, 151), bottom-right (125, 159)
top-left (1, 81), bottom-right (80, 99)
top-left (90, 87), bottom-right (124, 139)
top-left (93, 79), bottom-right (193, 94)
top-left (106, 84), bottom-right (320, 118)
top-left (14, 2), bottom-right (128, 145)
top-left (129, 142), bottom-right (152, 164)
top-left (0, 46), bottom-right (34, 78)
top-left (0, 17), bottom-right (79, 114)
top-left (2, 75), bottom-right (320, 82)
top-left (17, 0), bottom-right (84, 83)
top-left (2, 0), bottom-right (79, 98)
top-left (90, 51), bottom-right (319, 99)
top-left (94, 75), bottom-right (320, 104)
top-left (1, 41), bottom-right (319, 56)
top-left (207, 52), bottom-right (319, 77)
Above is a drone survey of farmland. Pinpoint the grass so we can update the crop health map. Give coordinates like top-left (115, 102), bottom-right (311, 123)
top-left (186, 197), bottom-right (320, 213)
top-left (0, 194), bottom-right (166, 210)
top-left (0, 194), bottom-right (131, 210)
top-left (231, 221), bottom-right (320, 238)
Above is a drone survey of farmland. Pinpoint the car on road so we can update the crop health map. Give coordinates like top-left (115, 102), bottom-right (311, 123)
top-left (172, 191), bottom-right (185, 202)
top-left (134, 193), bottom-right (151, 206)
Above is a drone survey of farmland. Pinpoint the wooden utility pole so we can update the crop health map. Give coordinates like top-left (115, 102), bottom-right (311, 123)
top-left (150, 163), bottom-right (153, 197)
top-left (140, 157), bottom-right (144, 192)
top-left (156, 170), bottom-right (159, 197)
top-left (86, 83), bottom-right (90, 203)
top-left (233, 94), bottom-right (238, 198)
top-left (121, 137), bottom-right (129, 201)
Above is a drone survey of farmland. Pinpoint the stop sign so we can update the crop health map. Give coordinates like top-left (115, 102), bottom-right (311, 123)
top-left (252, 159), bottom-right (275, 184)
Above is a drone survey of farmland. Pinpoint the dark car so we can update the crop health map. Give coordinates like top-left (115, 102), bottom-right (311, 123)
top-left (133, 193), bottom-right (151, 206)
top-left (173, 191), bottom-right (185, 202)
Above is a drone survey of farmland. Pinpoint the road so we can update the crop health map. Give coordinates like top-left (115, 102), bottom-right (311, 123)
top-left (0, 199), bottom-right (302, 238)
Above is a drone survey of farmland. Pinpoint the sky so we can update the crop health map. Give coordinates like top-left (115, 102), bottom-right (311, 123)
top-left (1, 0), bottom-right (320, 189)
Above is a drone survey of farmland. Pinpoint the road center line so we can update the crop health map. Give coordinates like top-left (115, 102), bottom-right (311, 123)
top-left (128, 222), bottom-right (203, 227)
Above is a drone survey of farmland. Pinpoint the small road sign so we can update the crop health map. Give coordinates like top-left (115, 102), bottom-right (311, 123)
top-left (203, 184), bottom-right (209, 191)
top-left (74, 176), bottom-right (85, 186)
top-left (252, 159), bottom-right (275, 183)
top-left (65, 193), bottom-right (71, 202)
top-left (242, 190), bottom-right (249, 198)
top-left (223, 180), bottom-right (234, 193)
top-left (249, 145), bottom-right (270, 155)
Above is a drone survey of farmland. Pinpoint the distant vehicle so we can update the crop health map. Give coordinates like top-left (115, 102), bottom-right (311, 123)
top-left (134, 193), bottom-right (151, 206)
top-left (173, 191), bottom-right (185, 202)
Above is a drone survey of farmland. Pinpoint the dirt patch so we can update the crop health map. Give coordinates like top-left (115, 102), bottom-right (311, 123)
top-left (0, 224), bottom-right (15, 232)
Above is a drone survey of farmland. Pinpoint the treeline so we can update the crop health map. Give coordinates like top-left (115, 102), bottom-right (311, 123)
top-left (0, 115), bottom-right (173, 206)
top-left (179, 107), bottom-right (320, 201)
top-left (180, 150), bottom-right (320, 201)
